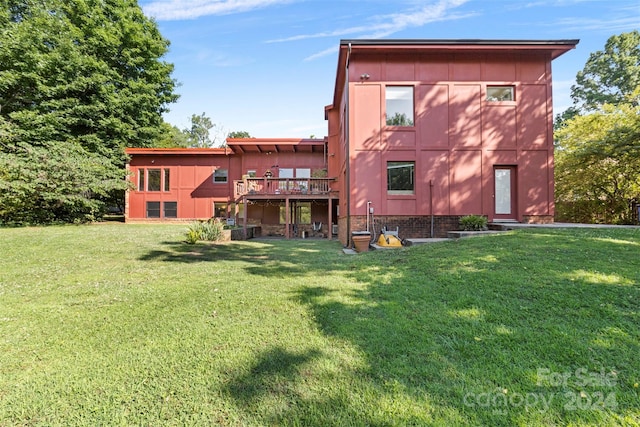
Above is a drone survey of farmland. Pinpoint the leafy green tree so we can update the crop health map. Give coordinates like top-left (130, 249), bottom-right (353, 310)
top-left (555, 31), bottom-right (640, 224)
top-left (555, 99), bottom-right (640, 224)
top-left (183, 113), bottom-right (215, 147)
top-left (0, 0), bottom-right (178, 223)
top-left (571, 30), bottom-right (640, 112)
top-left (227, 131), bottom-right (252, 139)
top-left (155, 122), bottom-right (191, 148)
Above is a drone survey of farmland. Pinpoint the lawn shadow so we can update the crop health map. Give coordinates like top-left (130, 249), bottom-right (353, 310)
top-left (291, 228), bottom-right (640, 425)
top-left (138, 238), bottom-right (349, 279)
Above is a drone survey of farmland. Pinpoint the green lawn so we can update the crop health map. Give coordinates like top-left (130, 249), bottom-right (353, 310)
top-left (0, 224), bottom-right (638, 426)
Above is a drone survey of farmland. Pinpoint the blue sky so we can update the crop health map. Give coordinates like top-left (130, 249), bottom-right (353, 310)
top-left (138, 0), bottom-right (639, 142)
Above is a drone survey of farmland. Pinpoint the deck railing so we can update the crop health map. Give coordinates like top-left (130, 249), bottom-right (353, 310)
top-left (234, 178), bottom-right (333, 198)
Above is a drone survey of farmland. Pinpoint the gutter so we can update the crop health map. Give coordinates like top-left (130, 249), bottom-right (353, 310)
top-left (345, 42), bottom-right (352, 247)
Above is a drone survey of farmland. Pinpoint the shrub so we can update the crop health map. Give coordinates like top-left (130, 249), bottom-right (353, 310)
top-left (459, 215), bottom-right (488, 231)
top-left (185, 228), bottom-right (200, 244)
top-left (185, 218), bottom-right (225, 243)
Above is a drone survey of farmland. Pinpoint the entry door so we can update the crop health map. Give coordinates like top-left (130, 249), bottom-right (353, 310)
top-left (494, 167), bottom-right (517, 220)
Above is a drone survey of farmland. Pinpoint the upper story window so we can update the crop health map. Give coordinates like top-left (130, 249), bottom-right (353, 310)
top-left (486, 86), bottom-right (515, 102)
top-left (138, 168), bottom-right (170, 192)
top-left (387, 161), bottom-right (414, 195)
top-left (147, 169), bottom-right (161, 191)
top-left (213, 168), bottom-right (228, 183)
top-left (385, 86), bottom-right (414, 127)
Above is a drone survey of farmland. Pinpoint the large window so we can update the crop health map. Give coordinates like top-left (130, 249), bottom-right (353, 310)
top-left (138, 168), bottom-right (170, 191)
top-left (486, 86), bottom-right (514, 101)
top-left (213, 168), bottom-right (228, 183)
top-left (280, 202), bottom-right (311, 225)
top-left (147, 169), bottom-right (161, 191)
top-left (387, 161), bottom-right (415, 194)
top-left (146, 201), bottom-right (177, 218)
top-left (386, 86), bottom-right (414, 126)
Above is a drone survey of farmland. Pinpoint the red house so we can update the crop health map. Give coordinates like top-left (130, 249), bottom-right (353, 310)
top-left (126, 139), bottom-right (339, 239)
top-left (325, 39), bottom-right (578, 244)
top-left (125, 39), bottom-right (579, 244)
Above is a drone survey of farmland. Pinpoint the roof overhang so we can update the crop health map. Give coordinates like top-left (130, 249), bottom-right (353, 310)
top-left (125, 147), bottom-right (230, 156)
top-left (226, 138), bottom-right (326, 154)
top-left (340, 39), bottom-right (579, 59)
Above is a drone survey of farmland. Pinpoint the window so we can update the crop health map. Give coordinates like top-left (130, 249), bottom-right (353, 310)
top-left (147, 169), bottom-right (161, 191)
top-left (163, 169), bottom-right (170, 192)
top-left (279, 168), bottom-right (294, 178)
top-left (296, 168), bottom-right (310, 178)
top-left (279, 202), bottom-right (310, 224)
top-left (247, 170), bottom-right (257, 178)
top-left (163, 202), bottom-right (177, 218)
top-left (213, 168), bottom-right (228, 183)
top-left (214, 202), bottom-right (227, 218)
top-left (146, 201), bottom-right (160, 218)
top-left (387, 161), bottom-right (414, 194)
top-left (138, 169), bottom-right (145, 191)
top-left (386, 86), bottom-right (414, 126)
top-left (486, 86), bottom-right (514, 101)
top-left (138, 168), bottom-right (170, 192)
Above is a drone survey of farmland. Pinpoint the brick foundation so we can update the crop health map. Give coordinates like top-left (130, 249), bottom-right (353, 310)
top-left (522, 215), bottom-right (554, 224)
top-left (344, 215), bottom-right (471, 243)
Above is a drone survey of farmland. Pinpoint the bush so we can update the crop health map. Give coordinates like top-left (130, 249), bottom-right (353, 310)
top-left (459, 215), bottom-right (488, 231)
top-left (185, 218), bottom-right (225, 244)
top-left (185, 228), bottom-right (200, 244)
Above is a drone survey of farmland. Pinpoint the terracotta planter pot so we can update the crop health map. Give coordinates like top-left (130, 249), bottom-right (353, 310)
top-left (352, 232), bottom-right (371, 252)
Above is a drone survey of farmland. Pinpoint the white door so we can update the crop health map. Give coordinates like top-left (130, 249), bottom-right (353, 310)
top-left (494, 167), bottom-right (516, 220)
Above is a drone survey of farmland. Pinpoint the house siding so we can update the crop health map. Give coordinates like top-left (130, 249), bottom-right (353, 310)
top-left (326, 42), bottom-right (577, 246)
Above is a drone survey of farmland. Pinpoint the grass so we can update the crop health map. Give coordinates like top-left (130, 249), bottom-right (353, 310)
top-left (0, 224), bottom-right (639, 426)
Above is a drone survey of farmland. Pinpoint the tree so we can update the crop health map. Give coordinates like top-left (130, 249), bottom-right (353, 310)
top-left (155, 122), bottom-right (190, 148)
top-left (571, 30), bottom-right (640, 112)
top-left (555, 97), bottom-right (640, 224)
top-left (554, 32), bottom-right (640, 224)
top-left (227, 131), bottom-right (252, 139)
top-left (183, 113), bottom-right (215, 147)
top-left (0, 0), bottom-right (178, 223)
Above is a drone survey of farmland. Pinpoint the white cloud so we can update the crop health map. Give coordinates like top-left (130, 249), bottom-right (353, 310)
top-left (268, 0), bottom-right (474, 60)
top-left (303, 45), bottom-right (339, 62)
top-left (544, 16), bottom-right (640, 33)
top-left (143, 0), bottom-right (293, 21)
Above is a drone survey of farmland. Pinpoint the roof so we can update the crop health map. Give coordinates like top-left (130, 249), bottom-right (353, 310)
top-left (341, 38), bottom-right (580, 48)
top-left (339, 39), bottom-right (579, 60)
top-left (226, 138), bottom-right (326, 154)
top-left (329, 38), bottom-right (580, 109)
top-left (125, 147), bottom-right (231, 156)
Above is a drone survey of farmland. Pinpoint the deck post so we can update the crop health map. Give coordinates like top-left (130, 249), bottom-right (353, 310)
top-left (328, 197), bottom-right (333, 240)
top-left (285, 197), bottom-right (290, 239)
top-left (242, 196), bottom-right (247, 239)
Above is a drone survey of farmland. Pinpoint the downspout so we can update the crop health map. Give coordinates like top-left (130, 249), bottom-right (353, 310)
top-left (345, 42), bottom-right (352, 247)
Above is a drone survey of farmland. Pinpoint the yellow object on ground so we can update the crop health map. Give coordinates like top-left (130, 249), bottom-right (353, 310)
top-left (376, 233), bottom-right (402, 247)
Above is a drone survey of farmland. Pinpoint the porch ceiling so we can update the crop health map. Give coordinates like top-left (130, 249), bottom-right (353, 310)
top-left (226, 138), bottom-right (325, 154)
